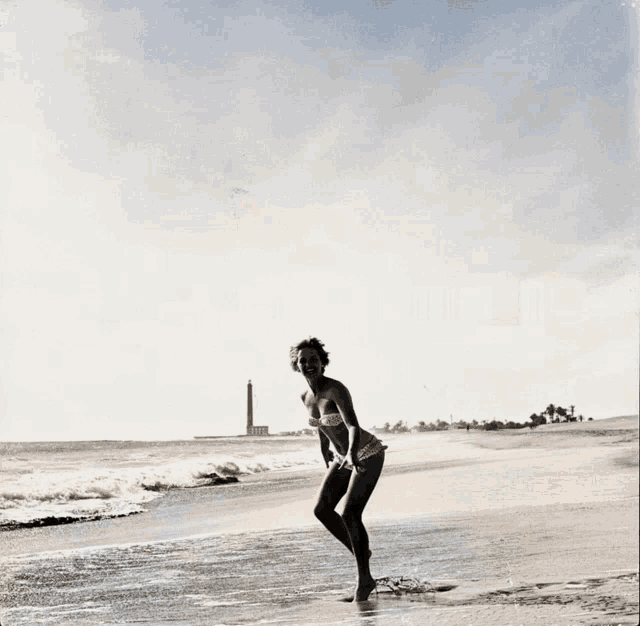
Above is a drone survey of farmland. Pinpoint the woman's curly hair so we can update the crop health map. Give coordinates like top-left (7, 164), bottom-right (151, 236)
top-left (289, 337), bottom-right (330, 373)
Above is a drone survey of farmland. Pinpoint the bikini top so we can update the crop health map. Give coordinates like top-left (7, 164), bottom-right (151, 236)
top-left (308, 413), bottom-right (344, 428)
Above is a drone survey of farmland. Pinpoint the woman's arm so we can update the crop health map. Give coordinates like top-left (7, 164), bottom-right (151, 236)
top-left (328, 380), bottom-right (362, 471)
top-left (319, 429), bottom-right (334, 468)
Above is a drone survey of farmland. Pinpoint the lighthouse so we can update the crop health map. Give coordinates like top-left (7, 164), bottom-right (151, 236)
top-left (247, 380), bottom-right (253, 431)
top-left (246, 379), bottom-right (269, 436)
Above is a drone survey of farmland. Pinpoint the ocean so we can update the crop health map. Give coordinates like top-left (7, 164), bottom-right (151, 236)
top-left (0, 435), bottom-right (479, 626)
top-left (1, 427), bottom-right (637, 625)
top-left (0, 437), bottom-right (322, 530)
top-left (2, 513), bottom-right (488, 626)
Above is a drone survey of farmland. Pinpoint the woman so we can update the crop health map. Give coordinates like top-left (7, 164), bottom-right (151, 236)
top-left (290, 337), bottom-right (386, 602)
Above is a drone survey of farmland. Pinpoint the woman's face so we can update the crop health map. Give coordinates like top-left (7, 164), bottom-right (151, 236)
top-left (297, 348), bottom-right (323, 378)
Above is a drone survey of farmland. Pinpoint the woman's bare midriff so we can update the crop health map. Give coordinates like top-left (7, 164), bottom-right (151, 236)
top-left (318, 422), bottom-right (375, 457)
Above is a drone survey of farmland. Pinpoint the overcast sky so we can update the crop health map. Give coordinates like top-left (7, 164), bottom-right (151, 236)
top-left (1, 0), bottom-right (638, 441)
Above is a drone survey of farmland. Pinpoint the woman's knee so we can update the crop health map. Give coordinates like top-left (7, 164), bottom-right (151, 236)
top-left (314, 501), bottom-right (332, 520)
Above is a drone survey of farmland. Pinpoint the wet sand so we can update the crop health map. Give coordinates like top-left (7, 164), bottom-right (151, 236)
top-left (1, 416), bottom-right (638, 625)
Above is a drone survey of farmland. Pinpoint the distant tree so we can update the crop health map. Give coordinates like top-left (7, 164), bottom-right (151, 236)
top-left (392, 420), bottom-right (409, 433)
top-left (546, 404), bottom-right (556, 421)
top-left (556, 406), bottom-right (568, 422)
top-left (529, 413), bottom-right (546, 427)
top-left (383, 422), bottom-right (391, 433)
top-left (570, 405), bottom-right (575, 419)
top-left (579, 414), bottom-right (583, 422)
top-left (435, 419), bottom-right (449, 431)
top-left (471, 419), bottom-right (479, 428)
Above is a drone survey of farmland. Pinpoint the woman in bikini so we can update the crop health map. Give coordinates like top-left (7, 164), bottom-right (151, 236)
top-left (289, 337), bottom-right (387, 602)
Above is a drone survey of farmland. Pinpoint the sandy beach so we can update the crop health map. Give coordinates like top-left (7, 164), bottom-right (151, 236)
top-left (1, 416), bottom-right (638, 625)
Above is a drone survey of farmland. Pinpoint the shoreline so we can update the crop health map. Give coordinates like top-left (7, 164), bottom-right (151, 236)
top-left (2, 496), bottom-right (637, 626)
top-left (2, 416), bottom-right (635, 541)
top-left (2, 421), bottom-right (637, 558)
top-left (2, 418), bottom-right (638, 626)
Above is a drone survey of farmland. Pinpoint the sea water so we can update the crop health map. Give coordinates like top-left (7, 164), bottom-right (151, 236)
top-left (0, 437), bottom-right (321, 529)
top-left (0, 515), bottom-right (478, 626)
top-left (1, 431), bottom-right (638, 625)
top-left (0, 435), bottom-right (480, 625)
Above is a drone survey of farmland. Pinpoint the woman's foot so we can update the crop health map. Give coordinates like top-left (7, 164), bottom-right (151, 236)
top-left (354, 575), bottom-right (377, 602)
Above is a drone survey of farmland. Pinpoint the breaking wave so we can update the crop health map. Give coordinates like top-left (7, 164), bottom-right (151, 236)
top-left (0, 447), bottom-right (321, 530)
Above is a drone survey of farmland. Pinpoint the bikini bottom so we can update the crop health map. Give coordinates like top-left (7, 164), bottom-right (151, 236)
top-left (334, 436), bottom-right (387, 469)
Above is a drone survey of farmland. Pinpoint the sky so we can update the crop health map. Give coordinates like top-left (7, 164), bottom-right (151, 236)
top-left (0, 0), bottom-right (638, 441)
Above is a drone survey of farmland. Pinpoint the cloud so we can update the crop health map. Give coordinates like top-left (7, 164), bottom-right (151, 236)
top-left (4, 0), bottom-right (635, 287)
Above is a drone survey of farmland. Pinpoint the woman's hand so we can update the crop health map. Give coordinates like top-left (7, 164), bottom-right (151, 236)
top-left (323, 449), bottom-right (335, 468)
top-left (340, 451), bottom-right (366, 474)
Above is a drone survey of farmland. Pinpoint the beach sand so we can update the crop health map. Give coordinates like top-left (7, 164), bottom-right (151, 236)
top-left (1, 416), bottom-right (638, 625)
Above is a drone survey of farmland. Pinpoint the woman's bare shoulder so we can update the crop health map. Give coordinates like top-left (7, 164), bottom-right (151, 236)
top-left (323, 377), bottom-right (350, 396)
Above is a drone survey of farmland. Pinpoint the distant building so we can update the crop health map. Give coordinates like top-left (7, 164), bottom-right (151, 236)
top-left (247, 426), bottom-right (269, 436)
top-left (246, 380), bottom-right (269, 436)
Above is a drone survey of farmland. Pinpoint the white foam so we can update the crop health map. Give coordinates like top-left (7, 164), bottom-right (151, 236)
top-left (0, 446), bottom-right (321, 528)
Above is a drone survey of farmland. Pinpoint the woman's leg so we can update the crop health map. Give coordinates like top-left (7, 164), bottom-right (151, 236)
top-left (340, 451), bottom-right (385, 601)
top-left (313, 462), bottom-right (354, 553)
